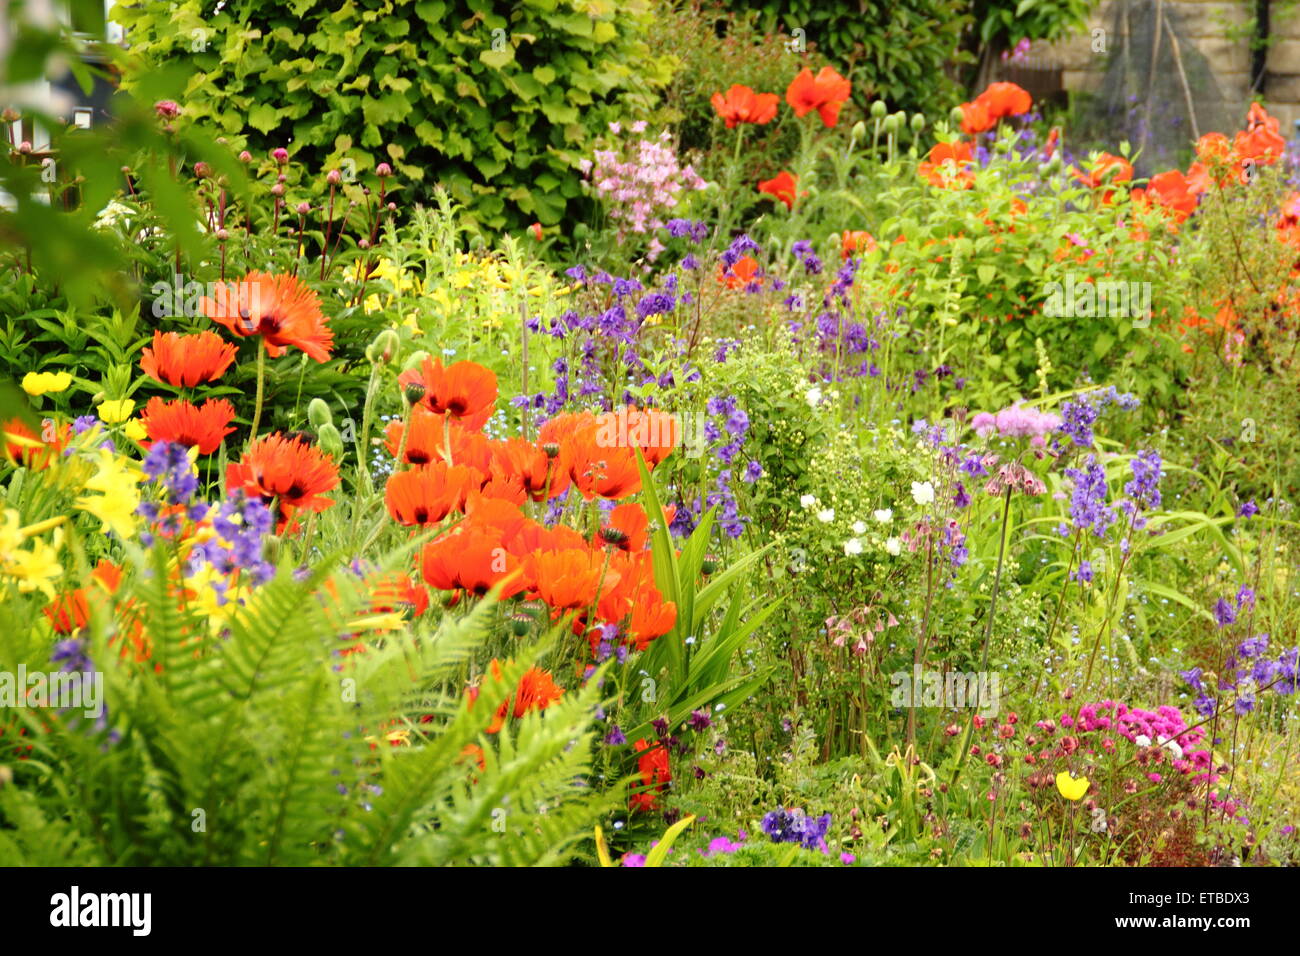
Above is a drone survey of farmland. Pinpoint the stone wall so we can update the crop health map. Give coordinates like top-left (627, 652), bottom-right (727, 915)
top-left (1026, 0), bottom-right (1300, 136)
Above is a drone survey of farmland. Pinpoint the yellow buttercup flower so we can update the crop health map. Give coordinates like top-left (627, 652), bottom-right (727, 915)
top-left (97, 399), bottom-right (135, 424)
top-left (124, 418), bottom-right (148, 442)
top-left (22, 371), bottom-right (72, 396)
top-left (1055, 771), bottom-right (1089, 801)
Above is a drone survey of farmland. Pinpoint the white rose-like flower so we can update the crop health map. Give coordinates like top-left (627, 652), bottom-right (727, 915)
top-left (843, 538), bottom-right (863, 556)
top-left (873, 509), bottom-right (893, 524)
top-left (800, 494), bottom-right (817, 509)
top-left (1134, 734), bottom-right (1151, 747)
top-left (911, 481), bottom-right (935, 506)
top-left (851, 520), bottom-right (867, 535)
top-left (805, 386), bottom-right (823, 408)
top-left (884, 537), bottom-right (902, 556)
top-left (817, 508), bottom-right (835, 523)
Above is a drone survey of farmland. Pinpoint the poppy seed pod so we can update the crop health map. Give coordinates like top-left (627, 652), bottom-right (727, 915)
top-left (403, 383), bottom-right (426, 406)
top-left (700, 554), bottom-right (718, 575)
top-left (510, 614), bottom-right (531, 637)
top-left (307, 398), bottom-right (333, 429)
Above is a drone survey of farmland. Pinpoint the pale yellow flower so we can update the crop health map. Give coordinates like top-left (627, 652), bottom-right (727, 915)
top-left (123, 418), bottom-right (147, 442)
top-left (75, 449), bottom-right (141, 538)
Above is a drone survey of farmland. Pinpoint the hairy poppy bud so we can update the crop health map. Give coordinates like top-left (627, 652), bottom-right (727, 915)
top-left (316, 423), bottom-right (344, 459)
top-left (366, 329), bottom-right (400, 365)
top-left (307, 398), bottom-right (333, 429)
top-left (910, 113), bottom-right (925, 134)
top-left (870, 100), bottom-right (887, 119)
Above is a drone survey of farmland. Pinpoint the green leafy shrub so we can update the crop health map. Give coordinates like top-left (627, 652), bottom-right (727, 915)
top-left (112, 0), bottom-right (676, 232)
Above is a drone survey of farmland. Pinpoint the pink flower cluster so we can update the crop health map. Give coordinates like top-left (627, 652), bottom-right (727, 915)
top-left (1036, 700), bottom-right (1216, 782)
top-left (581, 124), bottom-right (707, 247)
top-left (972, 404), bottom-right (1062, 441)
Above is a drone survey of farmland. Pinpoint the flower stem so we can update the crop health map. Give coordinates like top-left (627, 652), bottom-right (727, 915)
top-left (249, 345), bottom-right (266, 444)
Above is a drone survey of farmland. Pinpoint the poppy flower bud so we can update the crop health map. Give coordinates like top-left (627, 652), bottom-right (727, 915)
top-left (327, 168), bottom-right (342, 185)
top-left (948, 106), bottom-right (965, 127)
top-left (870, 100), bottom-right (887, 119)
top-left (403, 382), bottom-right (426, 406)
top-left (910, 113), bottom-right (925, 134)
top-left (376, 163), bottom-right (392, 178)
top-left (850, 120), bottom-right (866, 142)
top-left (883, 113), bottom-right (900, 133)
top-left (307, 398), bottom-right (333, 429)
top-left (272, 147), bottom-right (289, 164)
top-left (366, 329), bottom-right (399, 365)
top-left (317, 423), bottom-right (344, 459)
top-left (529, 222), bottom-right (543, 240)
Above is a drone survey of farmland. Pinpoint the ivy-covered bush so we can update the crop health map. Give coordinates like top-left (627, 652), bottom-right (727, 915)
top-left (112, 0), bottom-right (675, 231)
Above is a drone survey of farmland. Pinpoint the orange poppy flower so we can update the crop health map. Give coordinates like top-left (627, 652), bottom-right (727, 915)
top-left (43, 560), bottom-right (123, 633)
top-left (1132, 169), bottom-right (1198, 223)
top-left (785, 66), bottom-right (852, 127)
top-left (627, 583), bottom-right (677, 651)
top-left (226, 432), bottom-right (339, 531)
top-left (1235, 124), bottom-right (1285, 167)
top-left (592, 407), bottom-right (678, 467)
top-left (469, 659), bottom-right (565, 733)
top-left (758, 170), bottom-right (798, 210)
top-left (383, 407), bottom-right (492, 471)
top-left (489, 437), bottom-right (570, 501)
top-left (384, 462), bottom-right (479, 527)
top-left (140, 396), bottom-right (236, 455)
top-left (717, 255), bottom-right (762, 290)
top-left (840, 230), bottom-right (876, 259)
top-left (959, 98), bottom-right (993, 135)
top-left (3, 418), bottom-right (68, 471)
top-left (1073, 152), bottom-right (1133, 204)
top-left (566, 438), bottom-right (643, 501)
top-left (918, 140), bottom-right (975, 189)
top-left (601, 502), bottom-right (650, 551)
top-left (420, 524), bottom-right (522, 597)
top-left (366, 571), bottom-right (430, 618)
top-left (977, 82), bottom-right (1033, 121)
top-left (506, 518), bottom-right (588, 558)
top-left (630, 738), bottom-right (671, 812)
top-left (525, 548), bottom-right (620, 611)
top-left (710, 84), bottom-right (779, 128)
top-left (201, 271), bottom-right (334, 362)
top-left (397, 356), bottom-right (497, 431)
top-left (140, 330), bottom-right (238, 387)
top-left (474, 473), bottom-right (527, 505)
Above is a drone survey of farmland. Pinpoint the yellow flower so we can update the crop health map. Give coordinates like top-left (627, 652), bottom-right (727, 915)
top-left (0, 510), bottom-right (67, 599)
top-left (1055, 771), bottom-right (1089, 801)
top-left (21, 371), bottom-right (72, 396)
top-left (97, 399), bottom-right (135, 424)
top-left (124, 418), bottom-right (148, 442)
top-left (75, 449), bottom-right (141, 538)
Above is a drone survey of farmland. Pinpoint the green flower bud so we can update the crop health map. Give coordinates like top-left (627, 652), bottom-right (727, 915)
top-left (317, 423), bottom-right (344, 459)
top-left (911, 113), bottom-right (926, 134)
top-left (307, 398), bottom-right (333, 429)
top-left (402, 349), bottom-right (430, 372)
top-left (850, 120), bottom-right (867, 142)
top-left (949, 106), bottom-right (965, 127)
top-left (870, 100), bottom-right (888, 119)
top-left (366, 329), bottom-right (400, 365)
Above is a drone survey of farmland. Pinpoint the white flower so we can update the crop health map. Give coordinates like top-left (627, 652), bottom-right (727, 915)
top-left (817, 508), bottom-right (835, 523)
top-left (843, 538), bottom-right (863, 556)
top-left (800, 494), bottom-right (817, 509)
top-left (805, 386), bottom-right (823, 408)
top-left (1134, 734), bottom-right (1151, 748)
top-left (884, 537), bottom-right (902, 556)
top-left (1163, 738), bottom-right (1184, 760)
top-left (851, 520), bottom-right (867, 535)
top-left (873, 508), bottom-right (893, 524)
top-left (911, 481), bottom-right (935, 506)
